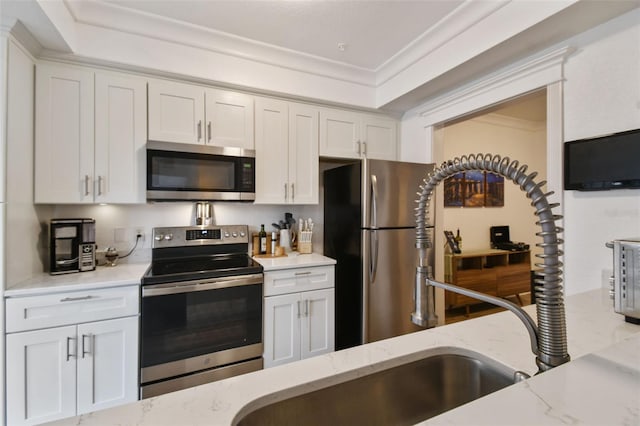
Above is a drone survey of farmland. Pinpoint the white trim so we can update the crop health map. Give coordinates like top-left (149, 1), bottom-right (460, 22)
top-left (418, 46), bottom-right (575, 126)
top-left (471, 113), bottom-right (545, 133)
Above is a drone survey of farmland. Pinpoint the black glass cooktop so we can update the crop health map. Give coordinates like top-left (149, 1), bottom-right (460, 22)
top-left (142, 254), bottom-right (263, 285)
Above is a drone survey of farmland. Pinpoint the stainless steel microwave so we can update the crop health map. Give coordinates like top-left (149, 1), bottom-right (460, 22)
top-left (146, 141), bottom-right (255, 201)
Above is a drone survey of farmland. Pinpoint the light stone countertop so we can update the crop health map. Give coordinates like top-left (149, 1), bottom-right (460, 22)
top-left (253, 252), bottom-right (336, 271)
top-left (4, 262), bottom-right (149, 297)
top-left (48, 288), bottom-right (640, 426)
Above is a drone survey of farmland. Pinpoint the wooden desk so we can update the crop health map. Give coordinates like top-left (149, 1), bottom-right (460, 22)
top-left (444, 249), bottom-right (531, 313)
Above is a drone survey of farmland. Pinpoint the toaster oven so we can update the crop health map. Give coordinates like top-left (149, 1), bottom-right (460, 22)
top-left (607, 238), bottom-right (640, 324)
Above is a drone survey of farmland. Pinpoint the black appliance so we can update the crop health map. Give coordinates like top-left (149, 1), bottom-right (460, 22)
top-left (564, 128), bottom-right (640, 191)
top-left (490, 226), bottom-right (529, 251)
top-left (140, 225), bottom-right (263, 398)
top-left (146, 140), bottom-right (256, 201)
top-left (49, 218), bottom-right (96, 275)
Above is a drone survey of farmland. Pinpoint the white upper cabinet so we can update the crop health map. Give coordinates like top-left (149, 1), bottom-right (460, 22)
top-left (206, 88), bottom-right (254, 149)
top-left (254, 98), bottom-right (319, 204)
top-left (35, 64), bottom-right (94, 203)
top-left (147, 80), bottom-right (205, 144)
top-left (94, 72), bottom-right (147, 203)
top-left (35, 63), bottom-right (146, 204)
top-left (148, 80), bottom-right (254, 149)
top-left (319, 108), bottom-right (398, 160)
top-left (288, 103), bottom-right (319, 204)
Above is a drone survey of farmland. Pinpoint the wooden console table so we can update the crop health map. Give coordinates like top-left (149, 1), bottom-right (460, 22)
top-left (444, 249), bottom-right (531, 314)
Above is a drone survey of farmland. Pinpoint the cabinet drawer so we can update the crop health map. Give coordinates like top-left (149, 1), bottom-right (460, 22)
top-left (264, 266), bottom-right (335, 296)
top-left (6, 286), bottom-right (139, 333)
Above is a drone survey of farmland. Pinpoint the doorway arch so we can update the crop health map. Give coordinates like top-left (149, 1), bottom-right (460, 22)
top-left (416, 46), bottom-right (572, 324)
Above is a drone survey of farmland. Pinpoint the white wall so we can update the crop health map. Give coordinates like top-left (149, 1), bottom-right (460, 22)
top-left (51, 202), bottom-right (323, 266)
top-left (5, 39), bottom-right (53, 285)
top-left (441, 115), bottom-right (546, 265)
top-left (561, 9), bottom-right (640, 294)
top-left (400, 8), bottom-right (640, 296)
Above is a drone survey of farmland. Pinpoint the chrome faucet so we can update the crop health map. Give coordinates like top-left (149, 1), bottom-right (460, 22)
top-left (412, 153), bottom-right (570, 373)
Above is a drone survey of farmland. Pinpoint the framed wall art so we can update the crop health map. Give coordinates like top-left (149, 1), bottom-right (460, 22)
top-left (443, 171), bottom-right (504, 207)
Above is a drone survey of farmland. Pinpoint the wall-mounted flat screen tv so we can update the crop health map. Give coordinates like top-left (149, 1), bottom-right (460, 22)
top-left (564, 128), bottom-right (640, 191)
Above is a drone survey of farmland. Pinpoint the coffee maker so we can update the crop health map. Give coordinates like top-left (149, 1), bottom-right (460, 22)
top-left (49, 218), bottom-right (96, 275)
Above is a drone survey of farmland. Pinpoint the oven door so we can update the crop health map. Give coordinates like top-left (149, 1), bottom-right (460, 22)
top-left (140, 273), bottom-right (263, 388)
top-left (146, 141), bottom-right (255, 201)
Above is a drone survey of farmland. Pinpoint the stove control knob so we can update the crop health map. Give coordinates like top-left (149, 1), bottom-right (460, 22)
top-left (224, 232), bottom-right (230, 238)
top-left (232, 232), bottom-right (238, 238)
top-left (155, 234), bottom-right (164, 241)
top-left (164, 234), bottom-right (173, 241)
top-left (240, 232), bottom-right (246, 237)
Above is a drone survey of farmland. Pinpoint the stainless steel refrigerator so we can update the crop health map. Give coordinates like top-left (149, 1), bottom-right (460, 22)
top-left (324, 159), bottom-right (435, 350)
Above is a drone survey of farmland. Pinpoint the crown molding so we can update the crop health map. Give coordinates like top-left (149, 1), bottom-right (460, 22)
top-left (65, 0), bottom-right (376, 87)
top-left (418, 46), bottom-right (575, 123)
top-left (375, 0), bottom-right (509, 85)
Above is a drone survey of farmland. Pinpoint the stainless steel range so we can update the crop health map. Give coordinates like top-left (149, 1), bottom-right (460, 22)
top-left (140, 225), bottom-right (263, 398)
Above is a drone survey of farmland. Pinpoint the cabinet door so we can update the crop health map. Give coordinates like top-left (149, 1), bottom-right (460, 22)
top-left (288, 103), bottom-right (319, 204)
top-left (263, 293), bottom-right (301, 368)
top-left (301, 288), bottom-right (335, 360)
top-left (148, 80), bottom-right (205, 144)
top-left (6, 326), bottom-right (77, 425)
top-left (254, 98), bottom-right (289, 204)
top-left (77, 317), bottom-right (139, 414)
top-left (35, 63), bottom-right (94, 203)
top-left (361, 115), bottom-right (397, 160)
top-left (95, 72), bottom-right (147, 203)
top-left (206, 89), bottom-right (254, 149)
top-left (319, 108), bottom-right (360, 159)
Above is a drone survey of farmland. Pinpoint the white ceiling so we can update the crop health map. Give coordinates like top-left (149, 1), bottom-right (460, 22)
top-left (2, 0), bottom-right (638, 112)
top-left (98, 0), bottom-right (465, 71)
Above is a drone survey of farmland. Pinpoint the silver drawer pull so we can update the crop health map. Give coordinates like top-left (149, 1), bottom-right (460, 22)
top-left (295, 271), bottom-right (312, 276)
top-left (60, 295), bottom-right (94, 302)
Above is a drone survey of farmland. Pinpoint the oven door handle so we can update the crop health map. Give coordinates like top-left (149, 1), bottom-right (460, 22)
top-left (142, 273), bottom-right (263, 297)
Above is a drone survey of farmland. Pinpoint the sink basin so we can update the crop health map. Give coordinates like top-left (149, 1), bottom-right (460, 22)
top-left (235, 348), bottom-right (517, 426)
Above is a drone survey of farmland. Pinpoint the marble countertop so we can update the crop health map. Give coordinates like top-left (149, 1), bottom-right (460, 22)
top-left (253, 252), bottom-right (336, 271)
top-left (4, 262), bottom-right (149, 297)
top-left (49, 288), bottom-right (640, 425)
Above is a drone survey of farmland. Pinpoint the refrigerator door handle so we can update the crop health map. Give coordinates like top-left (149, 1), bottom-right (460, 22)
top-left (370, 229), bottom-right (379, 284)
top-left (370, 174), bottom-right (378, 229)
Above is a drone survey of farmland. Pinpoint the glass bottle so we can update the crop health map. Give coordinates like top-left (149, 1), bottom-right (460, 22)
top-left (259, 224), bottom-right (267, 254)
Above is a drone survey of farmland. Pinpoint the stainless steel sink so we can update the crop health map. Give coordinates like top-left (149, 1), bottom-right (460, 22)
top-left (235, 348), bottom-right (517, 426)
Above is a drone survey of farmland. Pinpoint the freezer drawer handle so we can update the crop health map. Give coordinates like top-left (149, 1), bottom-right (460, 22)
top-left (370, 230), bottom-right (379, 284)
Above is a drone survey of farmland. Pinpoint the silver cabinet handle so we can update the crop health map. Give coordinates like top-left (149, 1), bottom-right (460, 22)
top-left (357, 140), bottom-right (361, 155)
top-left (305, 299), bottom-right (309, 317)
top-left (207, 121), bottom-right (212, 143)
top-left (291, 183), bottom-right (295, 202)
top-left (97, 176), bottom-right (104, 196)
top-left (66, 336), bottom-right (77, 361)
top-left (197, 120), bottom-right (202, 141)
top-left (284, 183), bottom-right (288, 202)
top-left (295, 271), bottom-right (312, 276)
top-left (82, 334), bottom-right (93, 358)
top-left (60, 295), bottom-right (94, 302)
top-left (84, 175), bottom-right (90, 196)
top-left (362, 141), bottom-right (367, 156)
top-left (297, 300), bottom-right (301, 318)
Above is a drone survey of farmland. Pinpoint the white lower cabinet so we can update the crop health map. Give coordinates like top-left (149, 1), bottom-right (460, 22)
top-left (263, 266), bottom-right (335, 368)
top-left (5, 286), bottom-right (139, 425)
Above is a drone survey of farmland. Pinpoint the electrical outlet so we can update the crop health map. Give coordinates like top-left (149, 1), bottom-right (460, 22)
top-left (134, 227), bottom-right (145, 242)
